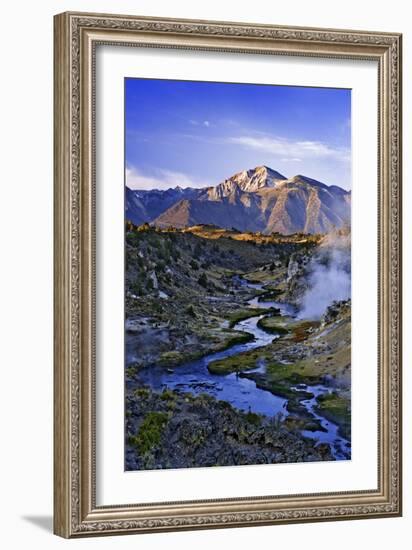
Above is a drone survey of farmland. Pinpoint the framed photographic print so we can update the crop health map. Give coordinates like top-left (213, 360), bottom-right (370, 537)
top-left (53, 12), bottom-right (402, 538)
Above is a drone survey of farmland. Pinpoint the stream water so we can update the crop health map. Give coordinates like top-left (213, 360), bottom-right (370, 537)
top-left (137, 312), bottom-right (288, 417)
top-left (132, 277), bottom-right (351, 460)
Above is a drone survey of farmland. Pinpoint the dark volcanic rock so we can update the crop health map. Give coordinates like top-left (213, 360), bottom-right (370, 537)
top-left (125, 385), bottom-right (333, 471)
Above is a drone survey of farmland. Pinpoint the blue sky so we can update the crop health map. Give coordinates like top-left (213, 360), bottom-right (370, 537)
top-left (125, 78), bottom-right (351, 191)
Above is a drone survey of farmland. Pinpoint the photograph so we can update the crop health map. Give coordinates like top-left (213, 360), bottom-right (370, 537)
top-left (124, 78), bottom-right (352, 471)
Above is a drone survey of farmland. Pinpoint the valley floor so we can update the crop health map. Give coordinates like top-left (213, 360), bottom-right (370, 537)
top-left (125, 225), bottom-right (351, 470)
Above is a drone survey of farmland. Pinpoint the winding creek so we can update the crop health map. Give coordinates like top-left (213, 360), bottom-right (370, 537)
top-left (133, 278), bottom-right (351, 460)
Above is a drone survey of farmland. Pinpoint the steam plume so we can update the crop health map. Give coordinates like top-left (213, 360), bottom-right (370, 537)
top-left (299, 230), bottom-right (351, 319)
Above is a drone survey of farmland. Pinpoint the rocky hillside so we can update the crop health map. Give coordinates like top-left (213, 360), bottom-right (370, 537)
top-left (125, 223), bottom-right (319, 368)
top-left (126, 165), bottom-right (351, 234)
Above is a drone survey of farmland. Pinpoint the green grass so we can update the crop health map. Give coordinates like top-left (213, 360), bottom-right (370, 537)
top-left (226, 308), bottom-right (267, 328)
top-left (158, 350), bottom-right (185, 366)
top-left (257, 290), bottom-right (282, 301)
top-left (284, 416), bottom-right (325, 433)
top-left (157, 330), bottom-right (254, 368)
top-left (208, 318), bottom-right (320, 376)
top-left (208, 347), bottom-right (271, 374)
top-left (257, 316), bottom-right (290, 334)
top-left (128, 412), bottom-right (169, 455)
top-left (315, 392), bottom-right (351, 439)
top-left (266, 360), bottom-right (321, 384)
top-left (220, 331), bottom-right (255, 348)
top-left (252, 372), bottom-right (314, 400)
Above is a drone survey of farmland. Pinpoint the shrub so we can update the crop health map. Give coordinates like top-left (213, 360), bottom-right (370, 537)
top-left (129, 412), bottom-right (168, 455)
top-left (133, 387), bottom-right (150, 399)
top-left (193, 242), bottom-right (203, 258)
top-left (126, 232), bottom-right (140, 247)
top-left (198, 273), bottom-right (208, 288)
top-left (186, 305), bottom-right (196, 317)
top-left (160, 388), bottom-right (176, 401)
top-left (157, 260), bottom-right (166, 272)
top-left (131, 281), bottom-right (143, 296)
top-left (245, 411), bottom-right (262, 426)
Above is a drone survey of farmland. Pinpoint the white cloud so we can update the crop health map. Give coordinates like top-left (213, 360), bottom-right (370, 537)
top-left (126, 167), bottom-right (209, 190)
top-left (227, 135), bottom-right (350, 162)
top-left (188, 119), bottom-right (212, 128)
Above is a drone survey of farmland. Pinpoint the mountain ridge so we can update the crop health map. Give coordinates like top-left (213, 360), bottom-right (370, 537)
top-left (126, 165), bottom-right (350, 234)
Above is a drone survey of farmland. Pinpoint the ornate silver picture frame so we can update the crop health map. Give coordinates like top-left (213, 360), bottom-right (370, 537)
top-left (54, 11), bottom-right (402, 538)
